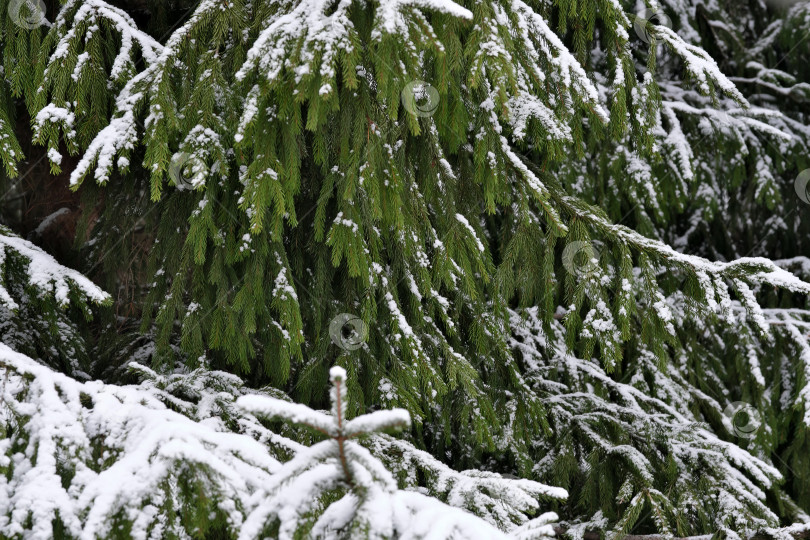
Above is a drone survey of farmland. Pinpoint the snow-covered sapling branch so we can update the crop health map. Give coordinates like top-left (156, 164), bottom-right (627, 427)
top-left (236, 366), bottom-right (536, 539)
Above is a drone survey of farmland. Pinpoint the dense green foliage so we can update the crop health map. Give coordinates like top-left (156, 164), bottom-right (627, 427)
top-left (0, 0), bottom-right (810, 537)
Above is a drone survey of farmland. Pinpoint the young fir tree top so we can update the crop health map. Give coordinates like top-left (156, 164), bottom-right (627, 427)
top-left (0, 0), bottom-right (809, 537)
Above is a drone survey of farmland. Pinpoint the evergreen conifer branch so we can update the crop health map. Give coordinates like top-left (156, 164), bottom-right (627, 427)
top-left (0, 0), bottom-right (808, 536)
top-left (0, 225), bottom-right (110, 309)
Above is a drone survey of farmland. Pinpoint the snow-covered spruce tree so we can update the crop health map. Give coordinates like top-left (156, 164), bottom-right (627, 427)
top-left (0, 0), bottom-right (809, 537)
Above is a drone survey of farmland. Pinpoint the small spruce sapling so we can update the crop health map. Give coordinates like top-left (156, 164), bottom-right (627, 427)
top-left (236, 366), bottom-right (548, 539)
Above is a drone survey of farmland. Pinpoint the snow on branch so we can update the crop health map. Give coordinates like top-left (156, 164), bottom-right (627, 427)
top-left (510, 0), bottom-right (608, 121)
top-left (512, 309), bottom-right (785, 534)
top-left (508, 94), bottom-right (572, 142)
top-left (0, 352), bottom-right (568, 539)
top-left (780, 321), bottom-right (810, 426)
top-left (32, 0), bottom-right (163, 169)
top-left (554, 522), bottom-right (810, 540)
top-left (236, 395), bottom-right (338, 437)
top-left (554, 191), bottom-right (810, 296)
top-left (45, 0), bottom-right (162, 82)
top-left (0, 344), bottom-right (281, 539)
top-left (236, 366), bottom-right (560, 538)
top-left (366, 433), bottom-right (568, 531)
top-left (69, 0), bottom-right (228, 188)
top-left (662, 100), bottom-right (791, 141)
top-left (128, 362), bottom-right (306, 457)
top-left (68, 72), bottom-right (146, 186)
top-left (0, 227), bottom-right (109, 309)
top-left (237, 0), bottom-right (471, 86)
top-left (656, 26), bottom-right (748, 104)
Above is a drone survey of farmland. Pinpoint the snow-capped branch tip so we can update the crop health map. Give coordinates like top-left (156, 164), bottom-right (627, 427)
top-left (330, 365), bottom-right (349, 424)
top-left (329, 365), bottom-right (347, 383)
